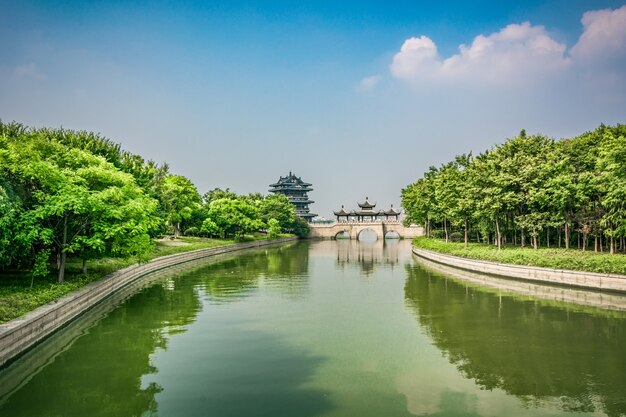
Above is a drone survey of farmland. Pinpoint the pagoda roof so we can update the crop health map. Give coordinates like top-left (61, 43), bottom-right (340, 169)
top-left (357, 197), bottom-right (376, 209)
top-left (269, 186), bottom-right (313, 192)
top-left (269, 171), bottom-right (312, 187)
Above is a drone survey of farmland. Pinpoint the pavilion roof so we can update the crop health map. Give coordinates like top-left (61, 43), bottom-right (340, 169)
top-left (333, 205), bottom-right (350, 216)
top-left (357, 197), bottom-right (376, 209)
top-left (384, 205), bottom-right (401, 215)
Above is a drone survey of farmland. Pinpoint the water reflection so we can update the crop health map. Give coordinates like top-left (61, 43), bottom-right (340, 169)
top-left (309, 239), bottom-right (400, 275)
top-left (404, 263), bottom-right (626, 417)
top-left (196, 242), bottom-right (310, 302)
top-left (0, 280), bottom-right (201, 416)
top-left (0, 243), bottom-right (315, 417)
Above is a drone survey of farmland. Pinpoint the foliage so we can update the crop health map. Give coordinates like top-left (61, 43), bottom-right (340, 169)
top-left (403, 125), bottom-right (626, 254)
top-left (267, 218), bottom-right (281, 238)
top-left (162, 174), bottom-right (201, 237)
top-left (0, 120), bottom-right (302, 291)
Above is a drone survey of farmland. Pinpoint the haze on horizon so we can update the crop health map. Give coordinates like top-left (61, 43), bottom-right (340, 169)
top-left (1, 0), bottom-right (625, 218)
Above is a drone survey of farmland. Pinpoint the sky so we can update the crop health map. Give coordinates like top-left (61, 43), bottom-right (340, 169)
top-left (1, 0), bottom-right (625, 218)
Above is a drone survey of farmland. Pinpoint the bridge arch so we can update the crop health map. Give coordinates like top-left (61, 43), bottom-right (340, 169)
top-left (334, 230), bottom-right (350, 239)
top-left (384, 230), bottom-right (401, 239)
top-left (357, 228), bottom-right (378, 241)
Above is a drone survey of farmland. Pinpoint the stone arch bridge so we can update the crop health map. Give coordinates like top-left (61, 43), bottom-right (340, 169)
top-left (309, 221), bottom-right (424, 240)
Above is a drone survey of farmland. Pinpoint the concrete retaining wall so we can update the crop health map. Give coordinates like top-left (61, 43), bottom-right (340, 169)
top-left (412, 246), bottom-right (626, 293)
top-left (0, 237), bottom-right (297, 368)
top-left (413, 252), bottom-right (626, 312)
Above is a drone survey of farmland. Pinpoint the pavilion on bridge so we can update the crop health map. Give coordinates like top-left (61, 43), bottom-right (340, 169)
top-left (333, 197), bottom-right (401, 222)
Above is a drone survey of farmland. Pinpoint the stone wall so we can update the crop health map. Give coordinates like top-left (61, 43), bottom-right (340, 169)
top-left (0, 237), bottom-right (297, 368)
top-left (412, 246), bottom-right (626, 293)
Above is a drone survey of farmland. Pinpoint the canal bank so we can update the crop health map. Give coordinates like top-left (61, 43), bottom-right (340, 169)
top-left (412, 246), bottom-right (626, 293)
top-left (0, 237), bottom-right (297, 368)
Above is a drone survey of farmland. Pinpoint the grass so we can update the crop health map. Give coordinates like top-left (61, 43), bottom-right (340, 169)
top-left (0, 235), bottom-right (288, 324)
top-left (413, 236), bottom-right (626, 275)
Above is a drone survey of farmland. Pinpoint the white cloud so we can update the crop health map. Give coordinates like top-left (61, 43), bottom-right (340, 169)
top-left (13, 63), bottom-right (47, 81)
top-left (357, 74), bottom-right (383, 93)
top-left (390, 36), bottom-right (440, 81)
top-left (390, 23), bottom-right (569, 86)
top-left (570, 4), bottom-right (626, 65)
top-left (390, 5), bottom-right (626, 92)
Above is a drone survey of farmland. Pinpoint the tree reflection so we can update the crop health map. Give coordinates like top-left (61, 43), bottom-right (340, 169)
top-left (195, 242), bottom-right (310, 301)
top-left (0, 243), bottom-right (313, 417)
top-left (404, 264), bottom-right (626, 417)
top-left (0, 279), bottom-right (202, 417)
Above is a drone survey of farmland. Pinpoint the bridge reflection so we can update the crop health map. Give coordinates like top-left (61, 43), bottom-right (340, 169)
top-left (308, 239), bottom-right (409, 276)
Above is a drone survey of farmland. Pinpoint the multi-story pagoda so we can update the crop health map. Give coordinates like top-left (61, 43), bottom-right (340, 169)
top-left (269, 172), bottom-right (317, 222)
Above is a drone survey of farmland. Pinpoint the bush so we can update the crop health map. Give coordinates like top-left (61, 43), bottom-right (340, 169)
top-left (184, 226), bottom-right (200, 236)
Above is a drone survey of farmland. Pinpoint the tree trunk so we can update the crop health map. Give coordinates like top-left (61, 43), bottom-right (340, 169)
top-left (444, 217), bottom-right (449, 243)
top-left (58, 213), bottom-right (68, 283)
top-left (521, 228), bottom-right (525, 248)
top-left (600, 232), bottom-right (603, 253)
top-left (82, 258), bottom-right (87, 274)
top-left (594, 235), bottom-right (599, 253)
top-left (610, 235), bottom-right (615, 254)
top-left (495, 217), bottom-right (501, 250)
top-left (175, 222), bottom-right (181, 238)
top-left (582, 232), bottom-right (588, 251)
top-left (558, 227), bottom-right (562, 248)
top-left (464, 215), bottom-right (469, 248)
top-left (564, 222), bottom-right (570, 250)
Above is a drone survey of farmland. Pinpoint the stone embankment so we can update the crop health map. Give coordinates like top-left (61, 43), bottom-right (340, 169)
top-left (0, 237), bottom-right (297, 367)
top-left (412, 246), bottom-right (626, 293)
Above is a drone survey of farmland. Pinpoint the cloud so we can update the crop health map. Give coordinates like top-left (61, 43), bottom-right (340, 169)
top-left (570, 4), bottom-right (626, 65)
top-left (391, 23), bottom-right (569, 86)
top-left (13, 63), bottom-right (47, 81)
top-left (357, 74), bottom-right (382, 93)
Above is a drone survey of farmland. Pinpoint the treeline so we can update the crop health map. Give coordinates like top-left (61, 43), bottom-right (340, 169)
top-left (0, 121), bottom-right (308, 283)
top-left (402, 125), bottom-right (626, 253)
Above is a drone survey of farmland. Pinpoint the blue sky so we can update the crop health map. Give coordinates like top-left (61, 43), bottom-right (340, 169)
top-left (1, 0), bottom-right (625, 217)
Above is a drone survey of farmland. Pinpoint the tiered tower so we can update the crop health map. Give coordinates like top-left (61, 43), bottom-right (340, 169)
top-left (269, 172), bottom-right (317, 222)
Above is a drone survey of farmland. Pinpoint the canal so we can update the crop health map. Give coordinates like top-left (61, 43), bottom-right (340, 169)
top-left (1, 240), bottom-right (625, 417)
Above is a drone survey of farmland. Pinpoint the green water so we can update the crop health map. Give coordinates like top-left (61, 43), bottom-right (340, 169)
top-left (1, 240), bottom-right (625, 417)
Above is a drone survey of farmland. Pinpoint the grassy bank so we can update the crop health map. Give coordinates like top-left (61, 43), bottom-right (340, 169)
top-left (413, 237), bottom-right (626, 275)
top-left (0, 235), bottom-right (284, 324)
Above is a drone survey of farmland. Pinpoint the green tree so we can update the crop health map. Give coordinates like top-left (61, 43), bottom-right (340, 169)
top-left (162, 175), bottom-right (201, 237)
top-left (207, 198), bottom-right (263, 238)
top-left (267, 218), bottom-right (281, 238)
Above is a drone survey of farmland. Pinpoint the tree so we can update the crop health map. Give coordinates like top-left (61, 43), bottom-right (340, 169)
top-left (207, 198), bottom-right (263, 238)
top-left (267, 218), bottom-right (281, 238)
top-left (1, 129), bottom-right (159, 282)
top-left (258, 194), bottom-right (297, 233)
top-left (162, 175), bottom-right (201, 237)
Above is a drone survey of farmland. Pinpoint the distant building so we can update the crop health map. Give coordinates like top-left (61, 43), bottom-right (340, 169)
top-left (334, 197), bottom-right (401, 222)
top-left (269, 172), bottom-right (317, 222)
